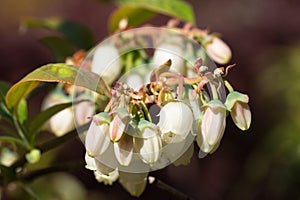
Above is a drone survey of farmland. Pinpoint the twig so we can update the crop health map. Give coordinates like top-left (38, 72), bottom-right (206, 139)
top-left (148, 176), bottom-right (194, 200)
top-left (21, 161), bottom-right (84, 182)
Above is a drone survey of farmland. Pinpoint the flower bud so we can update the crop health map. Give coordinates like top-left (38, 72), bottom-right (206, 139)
top-left (114, 134), bottom-right (133, 166)
top-left (91, 44), bottom-right (122, 85)
top-left (201, 100), bottom-right (226, 146)
top-left (85, 112), bottom-right (110, 158)
top-left (119, 172), bottom-right (148, 197)
top-left (153, 43), bottom-right (186, 75)
top-left (157, 102), bottom-right (193, 143)
top-left (204, 35), bottom-right (232, 64)
top-left (135, 119), bottom-right (162, 164)
top-left (25, 149), bottom-right (41, 164)
top-left (225, 91), bottom-right (251, 130)
top-left (109, 108), bottom-right (131, 142)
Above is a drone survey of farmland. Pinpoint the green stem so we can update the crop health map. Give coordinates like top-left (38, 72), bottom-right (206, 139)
top-left (19, 181), bottom-right (38, 200)
top-left (11, 123), bottom-right (89, 170)
top-left (125, 52), bottom-right (134, 73)
top-left (139, 101), bottom-right (152, 123)
top-left (224, 80), bottom-right (234, 92)
top-left (12, 116), bottom-right (30, 149)
top-left (39, 122), bottom-right (89, 152)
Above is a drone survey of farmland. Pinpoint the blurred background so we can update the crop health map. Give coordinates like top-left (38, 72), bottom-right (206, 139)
top-left (1, 0), bottom-right (300, 199)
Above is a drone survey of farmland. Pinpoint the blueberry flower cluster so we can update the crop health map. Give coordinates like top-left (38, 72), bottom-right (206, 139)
top-left (83, 56), bottom-right (251, 195)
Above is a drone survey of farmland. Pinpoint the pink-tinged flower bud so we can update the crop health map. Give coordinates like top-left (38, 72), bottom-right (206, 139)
top-left (225, 91), bottom-right (251, 131)
top-left (119, 172), bottom-right (148, 197)
top-left (204, 36), bottom-right (232, 64)
top-left (153, 43), bottom-right (186, 75)
top-left (91, 44), bottom-right (122, 85)
top-left (196, 126), bottom-right (220, 154)
top-left (42, 90), bottom-right (74, 137)
top-left (109, 108), bottom-right (130, 142)
top-left (85, 112), bottom-right (110, 158)
top-left (135, 119), bottom-right (162, 164)
top-left (157, 102), bottom-right (193, 143)
top-left (201, 100), bottom-right (227, 146)
top-left (114, 134), bottom-right (133, 166)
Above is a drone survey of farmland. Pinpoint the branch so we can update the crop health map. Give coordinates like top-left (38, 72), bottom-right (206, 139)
top-left (11, 122), bottom-right (90, 170)
top-left (21, 161), bottom-right (84, 182)
top-left (148, 176), bottom-right (194, 200)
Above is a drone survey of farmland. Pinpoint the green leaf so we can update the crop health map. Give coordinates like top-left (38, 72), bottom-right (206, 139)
top-left (17, 99), bottom-right (28, 124)
top-left (109, 6), bottom-right (156, 32)
top-left (0, 164), bottom-right (18, 182)
top-left (5, 64), bottom-right (111, 111)
top-left (28, 101), bottom-right (83, 143)
top-left (39, 36), bottom-right (76, 62)
top-left (0, 81), bottom-right (11, 100)
top-left (0, 81), bottom-right (12, 121)
top-left (0, 136), bottom-right (26, 147)
top-left (21, 18), bottom-right (95, 50)
top-left (115, 0), bottom-right (195, 23)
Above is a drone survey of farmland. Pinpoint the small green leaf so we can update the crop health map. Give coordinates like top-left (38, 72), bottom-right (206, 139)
top-left (6, 64), bottom-right (111, 111)
top-left (21, 18), bottom-right (95, 49)
top-left (115, 0), bottom-right (195, 24)
top-left (39, 36), bottom-right (76, 62)
top-left (109, 6), bottom-right (156, 32)
top-left (17, 99), bottom-right (28, 124)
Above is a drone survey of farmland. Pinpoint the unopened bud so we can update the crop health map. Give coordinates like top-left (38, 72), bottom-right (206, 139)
top-left (225, 91), bottom-right (251, 130)
top-left (204, 36), bottom-right (232, 64)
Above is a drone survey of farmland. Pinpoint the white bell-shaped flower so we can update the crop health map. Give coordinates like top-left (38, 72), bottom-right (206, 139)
top-left (85, 152), bottom-right (97, 171)
top-left (85, 112), bottom-right (110, 158)
top-left (91, 44), bottom-right (122, 85)
top-left (201, 100), bottom-right (227, 146)
top-left (114, 134), bottom-right (134, 166)
top-left (135, 119), bottom-right (162, 164)
top-left (109, 108), bottom-right (130, 142)
top-left (94, 168), bottom-right (119, 185)
top-left (42, 90), bottom-right (74, 137)
top-left (74, 93), bottom-right (95, 126)
top-left (157, 102), bottom-right (193, 143)
top-left (119, 172), bottom-right (148, 197)
top-left (153, 43), bottom-right (186, 75)
top-left (85, 153), bottom-right (119, 185)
